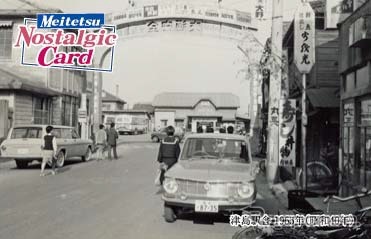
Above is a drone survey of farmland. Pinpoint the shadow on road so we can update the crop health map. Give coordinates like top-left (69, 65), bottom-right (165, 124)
top-left (177, 212), bottom-right (230, 225)
top-left (9, 159), bottom-right (85, 172)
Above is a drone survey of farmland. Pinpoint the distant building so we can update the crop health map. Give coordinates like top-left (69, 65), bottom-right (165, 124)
top-left (102, 91), bottom-right (126, 112)
top-left (152, 92), bottom-right (240, 132)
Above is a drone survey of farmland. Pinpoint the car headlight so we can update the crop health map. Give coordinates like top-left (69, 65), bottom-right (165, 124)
top-left (237, 182), bottom-right (254, 198)
top-left (163, 178), bottom-right (178, 194)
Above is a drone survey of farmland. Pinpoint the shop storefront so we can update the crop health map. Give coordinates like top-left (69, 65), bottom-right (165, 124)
top-left (339, 0), bottom-right (371, 195)
top-left (153, 92), bottom-right (240, 132)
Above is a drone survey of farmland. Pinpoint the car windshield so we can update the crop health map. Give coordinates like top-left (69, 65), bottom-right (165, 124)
top-left (11, 127), bottom-right (43, 139)
top-left (181, 138), bottom-right (250, 163)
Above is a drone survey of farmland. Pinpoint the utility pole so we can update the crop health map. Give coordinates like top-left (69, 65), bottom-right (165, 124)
top-left (266, 0), bottom-right (283, 186)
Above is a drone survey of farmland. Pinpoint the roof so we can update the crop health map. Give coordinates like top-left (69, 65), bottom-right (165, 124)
top-left (132, 103), bottom-right (154, 113)
top-left (153, 92), bottom-right (240, 108)
top-left (0, 66), bottom-right (61, 96)
top-left (307, 87), bottom-right (340, 108)
top-left (102, 91), bottom-right (126, 104)
top-left (186, 133), bottom-right (246, 140)
top-left (0, 0), bottom-right (62, 15)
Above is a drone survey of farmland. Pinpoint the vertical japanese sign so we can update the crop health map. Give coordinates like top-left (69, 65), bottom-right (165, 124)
top-left (294, 2), bottom-right (315, 74)
top-left (255, 0), bottom-right (266, 20)
top-left (325, 0), bottom-right (353, 29)
top-left (343, 103), bottom-right (354, 126)
top-left (279, 99), bottom-right (296, 166)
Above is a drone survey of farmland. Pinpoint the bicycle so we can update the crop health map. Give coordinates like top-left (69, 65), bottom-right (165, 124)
top-left (233, 189), bottom-right (371, 239)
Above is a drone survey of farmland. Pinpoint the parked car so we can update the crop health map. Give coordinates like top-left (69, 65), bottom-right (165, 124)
top-left (0, 125), bottom-right (93, 169)
top-left (161, 133), bottom-right (259, 222)
top-left (151, 127), bottom-right (184, 143)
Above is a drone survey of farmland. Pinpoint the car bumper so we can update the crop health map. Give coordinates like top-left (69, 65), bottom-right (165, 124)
top-left (0, 156), bottom-right (42, 161)
top-left (162, 195), bottom-right (256, 212)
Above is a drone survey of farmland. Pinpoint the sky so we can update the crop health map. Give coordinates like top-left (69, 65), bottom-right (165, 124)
top-left (29, 0), bottom-right (304, 110)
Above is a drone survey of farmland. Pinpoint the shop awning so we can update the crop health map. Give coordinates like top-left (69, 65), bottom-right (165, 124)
top-left (0, 67), bottom-right (61, 96)
top-left (307, 88), bottom-right (339, 108)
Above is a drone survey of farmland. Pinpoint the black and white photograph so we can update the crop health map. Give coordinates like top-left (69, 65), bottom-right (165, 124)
top-left (0, 0), bottom-right (370, 238)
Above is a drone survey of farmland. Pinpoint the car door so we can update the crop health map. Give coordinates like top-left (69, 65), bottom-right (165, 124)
top-left (71, 129), bottom-right (85, 157)
top-left (52, 128), bottom-right (63, 154)
top-left (61, 128), bottom-right (74, 158)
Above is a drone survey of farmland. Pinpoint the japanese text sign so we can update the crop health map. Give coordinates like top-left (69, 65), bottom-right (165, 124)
top-left (325, 0), bottom-right (353, 29)
top-left (279, 99), bottom-right (296, 167)
top-left (294, 2), bottom-right (315, 74)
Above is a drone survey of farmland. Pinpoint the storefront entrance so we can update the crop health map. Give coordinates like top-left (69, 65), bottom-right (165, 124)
top-left (189, 117), bottom-right (220, 133)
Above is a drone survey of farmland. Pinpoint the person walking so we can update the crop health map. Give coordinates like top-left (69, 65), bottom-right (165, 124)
top-left (40, 125), bottom-right (57, 176)
top-left (95, 124), bottom-right (107, 161)
top-left (107, 122), bottom-right (119, 160)
top-left (227, 126), bottom-right (234, 134)
top-left (157, 126), bottom-right (180, 185)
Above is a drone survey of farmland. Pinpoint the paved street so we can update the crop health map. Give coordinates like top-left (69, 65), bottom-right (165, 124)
top-left (0, 134), bottom-right (287, 239)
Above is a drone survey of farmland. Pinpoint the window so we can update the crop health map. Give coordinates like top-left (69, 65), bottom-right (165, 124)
top-left (61, 129), bottom-right (73, 139)
top-left (11, 127), bottom-right (42, 139)
top-left (175, 120), bottom-right (184, 128)
top-left (0, 24), bottom-right (12, 60)
top-left (160, 120), bottom-right (168, 127)
top-left (71, 97), bottom-right (79, 127)
top-left (72, 129), bottom-right (80, 139)
top-left (181, 138), bottom-right (249, 162)
top-left (359, 99), bottom-right (371, 188)
top-left (52, 128), bottom-right (62, 138)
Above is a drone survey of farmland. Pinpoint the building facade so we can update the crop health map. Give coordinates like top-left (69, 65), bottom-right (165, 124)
top-left (102, 91), bottom-right (127, 112)
top-left (277, 1), bottom-right (340, 190)
top-left (152, 92), bottom-right (240, 132)
top-left (339, 0), bottom-right (371, 195)
top-left (0, 2), bottom-right (92, 138)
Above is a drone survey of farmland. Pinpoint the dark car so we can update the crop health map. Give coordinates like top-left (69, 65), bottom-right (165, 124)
top-left (151, 127), bottom-right (184, 143)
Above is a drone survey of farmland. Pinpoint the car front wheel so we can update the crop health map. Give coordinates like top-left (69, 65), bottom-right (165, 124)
top-left (56, 151), bottom-right (65, 168)
top-left (82, 147), bottom-right (92, 162)
top-left (15, 160), bottom-right (29, 169)
top-left (164, 204), bottom-right (176, 223)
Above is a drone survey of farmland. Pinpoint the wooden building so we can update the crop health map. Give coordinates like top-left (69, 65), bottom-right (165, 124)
top-left (0, 2), bottom-right (92, 137)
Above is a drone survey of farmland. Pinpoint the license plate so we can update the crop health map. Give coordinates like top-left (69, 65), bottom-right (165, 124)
top-left (195, 200), bottom-right (219, 213)
top-left (17, 148), bottom-right (29, 154)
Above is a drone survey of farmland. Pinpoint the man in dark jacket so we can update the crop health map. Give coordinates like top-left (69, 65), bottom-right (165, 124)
top-left (107, 122), bottom-right (119, 160)
top-left (157, 125), bottom-right (181, 185)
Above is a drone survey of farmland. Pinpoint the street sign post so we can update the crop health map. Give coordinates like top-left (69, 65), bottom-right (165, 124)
top-left (294, 1), bottom-right (315, 190)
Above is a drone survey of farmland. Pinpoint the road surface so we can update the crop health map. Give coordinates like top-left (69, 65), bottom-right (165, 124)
top-left (0, 134), bottom-right (287, 239)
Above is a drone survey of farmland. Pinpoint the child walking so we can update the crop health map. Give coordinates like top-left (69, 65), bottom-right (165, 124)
top-left (40, 125), bottom-right (57, 176)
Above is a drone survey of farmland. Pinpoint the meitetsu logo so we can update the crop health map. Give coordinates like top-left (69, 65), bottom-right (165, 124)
top-left (14, 13), bottom-right (118, 72)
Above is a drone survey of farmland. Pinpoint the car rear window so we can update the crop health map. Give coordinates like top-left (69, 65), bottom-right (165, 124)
top-left (11, 127), bottom-right (43, 139)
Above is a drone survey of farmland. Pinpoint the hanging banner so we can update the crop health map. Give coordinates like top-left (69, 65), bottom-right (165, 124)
top-left (294, 2), bottom-right (315, 74)
top-left (325, 0), bottom-right (353, 29)
top-left (279, 99), bottom-right (296, 166)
